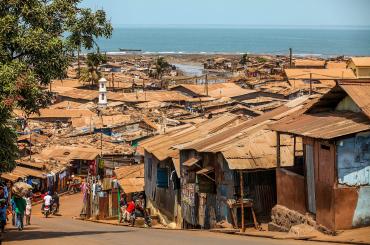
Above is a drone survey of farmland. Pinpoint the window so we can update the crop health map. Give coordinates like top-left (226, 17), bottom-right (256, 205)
top-left (156, 167), bottom-right (168, 188)
top-left (101, 94), bottom-right (105, 100)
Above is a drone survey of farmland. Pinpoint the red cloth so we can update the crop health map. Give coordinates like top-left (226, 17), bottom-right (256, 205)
top-left (126, 201), bottom-right (135, 213)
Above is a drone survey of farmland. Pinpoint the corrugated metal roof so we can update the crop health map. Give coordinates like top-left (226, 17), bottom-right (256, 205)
top-left (270, 112), bottom-right (370, 139)
top-left (117, 178), bottom-right (144, 194)
top-left (171, 83), bottom-right (256, 98)
top-left (180, 96), bottom-right (316, 170)
top-left (39, 146), bottom-right (100, 161)
top-left (340, 81), bottom-right (370, 119)
top-left (350, 57), bottom-right (370, 67)
top-left (285, 69), bottom-right (356, 80)
top-left (141, 113), bottom-right (243, 161)
top-left (114, 164), bottom-right (144, 179)
top-left (29, 109), bottom-right (95, 119)
top-left (183, 157), bottom-right (201, 167)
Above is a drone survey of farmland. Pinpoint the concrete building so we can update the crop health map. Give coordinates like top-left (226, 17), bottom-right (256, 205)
top-left (98, 77), bottom-right (108, 108)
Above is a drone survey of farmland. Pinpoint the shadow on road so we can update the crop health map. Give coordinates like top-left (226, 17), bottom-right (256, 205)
top-left (3, 230), bottom-right (134, 242)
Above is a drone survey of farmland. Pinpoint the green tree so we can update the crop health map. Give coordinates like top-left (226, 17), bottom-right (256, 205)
top-left (0, 0), bottom-right (112, 172)
top-left (79, 52), bottom-right (107, 87)
top-left (240, 53), bottom-right (248, 65)
top-left (67, 8), bottom-right (112, 78)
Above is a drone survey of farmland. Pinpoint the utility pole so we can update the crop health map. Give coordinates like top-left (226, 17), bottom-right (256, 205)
top-left (309, 72), bottom-right (312, 95)
top-left (289, 48), bottom-right (293, 68)
top-left (111, 73), bottom-right (114, 91)
top-left (240, 171), bottom-right (245, 232)
top-left (205, 73), bottom-right (209, 96)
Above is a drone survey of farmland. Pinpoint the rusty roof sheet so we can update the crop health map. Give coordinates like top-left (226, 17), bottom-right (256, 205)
top-left (340, 81), bottom-right (370, 119)
top-left (172, 83), bottom-right (256, 98)
top-left (108, 90), bottom-right (190, 103)
top-left (294, 59), bottom-right (326, 67)
top-left (117, 178), bottom-right (144, 194)
top-left (114, 164), bottom-right (144, 179)
top-left (350, 57), bottom-right (370, 67)
top-left (184, 96), bottom-right (316, 152)
top-left (180, 96), bottom-right (318, 170)
top-left (270, 112), bottom-right (370, 139)
top-left (221, 129), bottom-right (295, 170)
top-left (183, 157), bottom-right (201, 167)
top-left (29, 109), bottom-right (95, 119)
top-left (58, 88), bottom-right (99, 101)
top-left (141, 113), bottom-right (243, 161)
top-left (39, 146), bottom-right (100, 161)
top-left (285, 69), bottom-right (356, 80)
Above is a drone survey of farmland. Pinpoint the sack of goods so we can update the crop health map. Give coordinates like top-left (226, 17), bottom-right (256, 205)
top-left (12, 182), bottom-right (33, 197)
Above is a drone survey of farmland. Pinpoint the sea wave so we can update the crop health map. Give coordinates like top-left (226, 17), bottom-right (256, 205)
top-left (99, 50), bottom-right (337, 58)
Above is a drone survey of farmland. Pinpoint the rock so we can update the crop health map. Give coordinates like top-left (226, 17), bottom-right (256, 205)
top-left (215, 220), bottom-right (234, 229)
top-left (268, 222), bottom-right (289, 232)
top-left (289, 224), bottom-right (316, 236)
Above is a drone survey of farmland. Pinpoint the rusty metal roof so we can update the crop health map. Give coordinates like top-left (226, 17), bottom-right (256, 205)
top-left (117, 178), bottom-right (144, 194)
top-left (183, 157), bottom-right (201, 167)
top-left (340, 81), bottom-right (370, 119)
top-left (141, 113), bottom-right (243, 162)
top-left (350, 57), bottom-right (370, 67)
top-left (285, 69), bottom-right (356, 80)
top-left (181, 96), bottom-right (316, 170)
top-left (114, 164), bottom-right (144, 179)
top-left (270, 112), bottom-right (370, 139)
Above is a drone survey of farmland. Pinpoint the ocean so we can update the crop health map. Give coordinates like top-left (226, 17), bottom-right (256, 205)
top-left (95, 27), bottom-right (370, 56)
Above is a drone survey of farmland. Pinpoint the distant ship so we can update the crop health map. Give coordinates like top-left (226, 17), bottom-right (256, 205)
top-left (119, 48), bottom-right (142, 52)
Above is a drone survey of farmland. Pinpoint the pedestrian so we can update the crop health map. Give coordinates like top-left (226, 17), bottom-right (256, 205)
top-left (52, 192), bottom-right (60, 213)
top-left (12, 195), bottom-right (26, 231)
top-left (10, 197), bottom-right (16, 226)
top-left (126, 199), bottom-right (136, 226)
top-left (25, 193), bottom-right (32, 225)
top-left (0, 188), bottom-right (7, 233)
top-left (119, 193), bottom-right (127, 223)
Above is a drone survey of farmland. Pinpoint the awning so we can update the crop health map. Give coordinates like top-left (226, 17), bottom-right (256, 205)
top-left (196, 166), bottom-right (214, 175)
top-left (117, 178), bottom-right (144, 194)
top-left (183, 157), bottom-right (201, 167)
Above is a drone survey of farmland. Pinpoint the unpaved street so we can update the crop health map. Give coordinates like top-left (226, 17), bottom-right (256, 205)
top-left (2, 194), bottom-right (337, 245)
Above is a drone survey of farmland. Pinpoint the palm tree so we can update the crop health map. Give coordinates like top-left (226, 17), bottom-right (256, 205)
top-left (79, 52), bottom-right (107, 87)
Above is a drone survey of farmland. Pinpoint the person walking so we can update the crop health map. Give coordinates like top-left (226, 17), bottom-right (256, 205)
top-left (126, 200), bottom-right (136, 226)
top-left (25, 194), bottom-right (32, 225)
top-left (12, 195), bottom-right (26, 231)
top-left (119, 193), bottom-right (127, 223)
top-left (0, 187), bottom-right (8, 233)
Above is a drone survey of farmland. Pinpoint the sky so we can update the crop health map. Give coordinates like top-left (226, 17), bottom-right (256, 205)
top-left (80, 0), bottom-right (370, 28)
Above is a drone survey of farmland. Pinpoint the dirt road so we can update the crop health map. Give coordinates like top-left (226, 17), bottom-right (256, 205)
top-left (1, 194), bottom-right (338, 245)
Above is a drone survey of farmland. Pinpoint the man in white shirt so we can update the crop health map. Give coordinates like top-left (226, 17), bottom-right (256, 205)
top-left (43, 193), bottom-right (53, 207)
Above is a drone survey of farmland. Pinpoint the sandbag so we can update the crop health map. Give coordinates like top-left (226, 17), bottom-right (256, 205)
top-left (12, 182), bottom-right (32, 197)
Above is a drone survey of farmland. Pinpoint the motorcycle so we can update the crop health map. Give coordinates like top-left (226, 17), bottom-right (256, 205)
top-left (129, 209), bottom-right (152, 228)
top-left (43, 205), bottom-right (51, 218)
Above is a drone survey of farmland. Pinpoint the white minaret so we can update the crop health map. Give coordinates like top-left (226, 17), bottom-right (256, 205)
top-left (98, 77), bottom-right (108, 108)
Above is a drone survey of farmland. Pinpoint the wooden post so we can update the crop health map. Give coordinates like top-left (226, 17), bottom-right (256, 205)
top-left (293, 135), bottom-right (296, 164)
top-left (277, 132), bottom-right (281, 168)
top-left (289, 48), bottom-right (293, 68)
top-left (309, 73), bottom-right (312, 95)
top-left (240, 170), bottom-right (245, 232)
top-left (117, 187), bottom-right (121, 222)
top-left (205, 74), bottom-right (208, 96)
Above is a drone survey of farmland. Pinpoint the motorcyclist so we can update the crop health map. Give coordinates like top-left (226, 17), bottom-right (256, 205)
top-left (43, 192), bottom-right (53, 212)
top-left (52, 192), bottom-right (60, 213)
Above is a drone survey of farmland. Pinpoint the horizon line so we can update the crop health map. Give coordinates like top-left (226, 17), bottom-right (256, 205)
top-left (111, 24), bottom-right (370, 30)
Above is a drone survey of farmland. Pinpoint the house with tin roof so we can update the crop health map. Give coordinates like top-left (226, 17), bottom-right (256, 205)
top-left (270, 79), bottom-right (370, 232)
